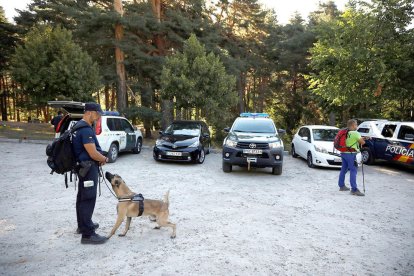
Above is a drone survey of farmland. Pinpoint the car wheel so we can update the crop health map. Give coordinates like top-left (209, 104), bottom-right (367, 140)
top-left (197, 148), bottom-right (206, 164)
top-left (222, 161), bottom-right (232, 173)
top-left (132, 138), bottom-right (142, 154)
top-left (307, 152), bottom-right (315, 168)
top-left (291, 145), bottom-right (298, 158)
top-left (153, 151), bottom-right (160, 162)
top-left (108, 143), bottom-right (119, 163)
top-left (361, 147), bottom-right (374, 165)
top-left (272, 165), bottom-right (282, 175)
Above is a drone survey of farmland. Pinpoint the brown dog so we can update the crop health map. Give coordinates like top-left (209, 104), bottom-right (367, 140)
top-left (105, 172), bottom-right (176, 239)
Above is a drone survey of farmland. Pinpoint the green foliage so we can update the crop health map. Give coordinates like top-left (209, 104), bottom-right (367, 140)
top-left (309, 0), bottom-right (414, 120)
top-left (123, 106), bottom-right (162, 123)
top-left (161, 34), bottom-right (237, 132)
top-left (10, 25), bottom-right (101, 105)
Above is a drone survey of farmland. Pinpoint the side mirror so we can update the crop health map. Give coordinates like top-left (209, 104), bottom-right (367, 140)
top-left (301, 136), bottom-right (309, 141)
top-left (133, 126), bottom-right (137, 131)
top-left (224, 127), bottom-right (230, 132)
top-left (159, 131), bottom-right (163, 135)
top-left (278, 129), bottom-right (286, 136)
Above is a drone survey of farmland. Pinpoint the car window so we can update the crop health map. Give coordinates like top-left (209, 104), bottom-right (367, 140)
top-left (107, 118), bottom-right (116, 131)
top-left (298, 128), bottom-right (305, 137)
top-left (397, 125), bottom-right (414, 141)
top-left (113, 118), bottom-right (123, 131)
top-left (312, 129), bottom-right (338, 141)
top-left (304, 128), bottom-right (311, 139)
top-left (358, 127), bottom-right (370, 134)
top-left (232, 119), bottom-right (275, 133)
top-left (121, 119), bottom-right (134, 132)
top-left (381, 124), bottom-right (397, 138)
top-left (165, 122), bottom-right (201, 136)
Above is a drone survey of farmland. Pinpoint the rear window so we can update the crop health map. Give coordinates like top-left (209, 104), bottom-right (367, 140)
top-left (232, 119), bottom-right (275, 133)
top-left (357, 128), bottom-right (370, 134)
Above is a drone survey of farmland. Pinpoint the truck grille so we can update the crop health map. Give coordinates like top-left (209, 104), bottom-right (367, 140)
top-left (236, 142), bottom-right (269, 149)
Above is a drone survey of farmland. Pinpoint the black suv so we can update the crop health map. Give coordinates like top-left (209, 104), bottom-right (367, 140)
top-left (222, 113), bottom-right (285, 175)
top-left (153, 120), bottom-right (211, 164)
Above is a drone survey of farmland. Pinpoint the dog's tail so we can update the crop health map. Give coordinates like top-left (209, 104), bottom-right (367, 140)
top-left (163, 190), bottom-right (170, 207)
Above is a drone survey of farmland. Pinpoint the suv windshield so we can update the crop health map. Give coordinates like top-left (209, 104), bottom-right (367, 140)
top-left (233, 119), bottom-right (275, 133)
top-left (165, 123), bottom-right (201, 136)
top-left (312, 129), bottom-right (338, 141)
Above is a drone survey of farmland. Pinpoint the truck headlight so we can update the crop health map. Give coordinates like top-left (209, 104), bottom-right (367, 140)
top-left (155, 139), bottom-right (163, 146)
top-left (269, 141), bottom-right (281, 149)
top-left (189, 141), bottom-right (200, 148)
top-left (224, 139), bottom-right (237, 148)
top-left (314, 145), bottom-right (328, 154)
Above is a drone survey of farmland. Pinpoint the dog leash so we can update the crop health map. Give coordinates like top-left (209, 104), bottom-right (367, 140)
top-left (99, 166), bottom-right (118, 199)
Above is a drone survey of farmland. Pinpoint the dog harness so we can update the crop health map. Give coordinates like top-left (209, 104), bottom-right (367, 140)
top-left (118, 193), bottom-right (144, 217)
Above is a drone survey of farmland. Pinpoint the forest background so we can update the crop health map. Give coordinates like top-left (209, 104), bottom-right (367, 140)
top-left (0, 0), bottom-right (413, 140)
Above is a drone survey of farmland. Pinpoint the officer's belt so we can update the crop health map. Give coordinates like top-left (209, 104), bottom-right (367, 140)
top-left (118, 193), bottom-right (144, 217)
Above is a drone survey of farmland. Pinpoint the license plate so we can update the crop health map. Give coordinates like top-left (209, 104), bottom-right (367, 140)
top-left (166, 151), bottom-right (182, 156)
top-left (334, 158), bottom-right (342, 163)
top-left (243, 149), bottom-right (263, 155)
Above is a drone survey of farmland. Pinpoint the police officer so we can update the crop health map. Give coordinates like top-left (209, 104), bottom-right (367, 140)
top-left (72, 103), bottom-right (108, 244)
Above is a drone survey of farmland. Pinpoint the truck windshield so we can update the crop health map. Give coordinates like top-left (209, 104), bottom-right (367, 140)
top-left (233, 119), bottom-right (276, 133)
top-left (312, 129), bottom-right (338, 141)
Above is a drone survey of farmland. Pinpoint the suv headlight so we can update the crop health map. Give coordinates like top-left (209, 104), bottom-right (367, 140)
top-left (155, 139), bottom-right (163, 146)
top-left (269, 141), bottom-right (281, 149)
top-left (314, 145), bottom-right (328, 154)
top-left (189, 141), bottom-right (200, 148)
top-left (224, 139), bottom-right (237, 148)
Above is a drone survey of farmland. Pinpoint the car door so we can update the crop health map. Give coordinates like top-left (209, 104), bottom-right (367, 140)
top-left (121, 118), bottom-right (136, 151)
top-left (376, 123), bottom-right (398, 160)
top-left (113, 118), bottom-right (127, 150)
top-left (295, 127), bottom-right (309, 158)
top-left (201, 123), bottom-right (210, 148)
top-left (303, 127), bottom-right (312, 155)
top-left (394, 124), bottom-right (414, 164)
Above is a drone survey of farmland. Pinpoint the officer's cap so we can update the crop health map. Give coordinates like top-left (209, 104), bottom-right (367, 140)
top-left (84, 102), bottom-right (103, 115)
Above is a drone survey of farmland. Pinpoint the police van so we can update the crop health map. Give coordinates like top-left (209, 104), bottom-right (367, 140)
top-left (357, 120), bottom-right (414, 166)
top-left (48, 101), bottom-right (143, 163)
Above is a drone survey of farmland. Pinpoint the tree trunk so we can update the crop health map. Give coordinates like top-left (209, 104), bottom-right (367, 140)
top-left (161, 99), bottom-right (173, 130)
top-left (237, 72), bottom-right (245, 113)
top-left (104, 85), bottom-right (110, 110)
top-left (111, 85), bottom-right (116, 110)
top-left (114, 0), bottom-right (127, 112)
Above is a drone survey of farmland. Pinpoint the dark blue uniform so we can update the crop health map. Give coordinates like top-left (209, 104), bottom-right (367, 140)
top-left (72, 120), bottom-right (102, 236)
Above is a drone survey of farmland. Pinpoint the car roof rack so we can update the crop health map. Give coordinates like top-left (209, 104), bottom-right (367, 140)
top-left (240, 112), bottom-right (269, 118)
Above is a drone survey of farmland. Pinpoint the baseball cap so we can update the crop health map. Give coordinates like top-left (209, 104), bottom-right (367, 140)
top-left (84, 102), bottom-right (103, 115)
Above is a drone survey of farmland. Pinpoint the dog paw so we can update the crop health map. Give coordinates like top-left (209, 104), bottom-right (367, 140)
top-left (170, 235), bottom-right (176, 239)
top-left (153, 226), bottom-right (160, 230)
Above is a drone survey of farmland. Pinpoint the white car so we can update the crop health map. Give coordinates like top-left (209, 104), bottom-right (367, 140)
top-left (291, 125), bottom-right (361, 168)
top-left (48, 101), bottom-right (143, 163)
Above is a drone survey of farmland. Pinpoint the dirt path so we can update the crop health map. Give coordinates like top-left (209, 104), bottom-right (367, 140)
top-left (0, 142), bottom-right (413, 275)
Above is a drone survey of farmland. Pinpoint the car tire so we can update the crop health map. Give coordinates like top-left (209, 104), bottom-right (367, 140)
top-left (197, 148), bottom-right (206, 164)
top-left (361, 147), bottom-right (374, 165)
top-left (108, 143), bottom-right (119, 163)
top-left (272, 165), bottom-right (282, 175)
top-left (222, 161), bottom-right (232, 173)
top-left (132, 138), bottom-right (142, 154)
top-left (291, 145), bottom-right (298, 158)
top-left (307, 152), bottom-right (315, 168)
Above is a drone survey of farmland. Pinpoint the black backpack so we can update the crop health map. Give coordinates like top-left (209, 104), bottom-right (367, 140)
top-left (46, 122), bottom-right (89, 187)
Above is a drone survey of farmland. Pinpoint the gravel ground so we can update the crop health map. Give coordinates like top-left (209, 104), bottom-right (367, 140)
top-left (0, 142), bottom-right (413, 275)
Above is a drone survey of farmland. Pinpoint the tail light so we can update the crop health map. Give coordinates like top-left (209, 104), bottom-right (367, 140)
top-left (95, 118), bottom-right (102, 135)
top-left (56, 114), bottom-right (68, 133)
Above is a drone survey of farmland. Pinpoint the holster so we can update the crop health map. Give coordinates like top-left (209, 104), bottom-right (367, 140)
top-left (78, 161), bottom-right (94, 178)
